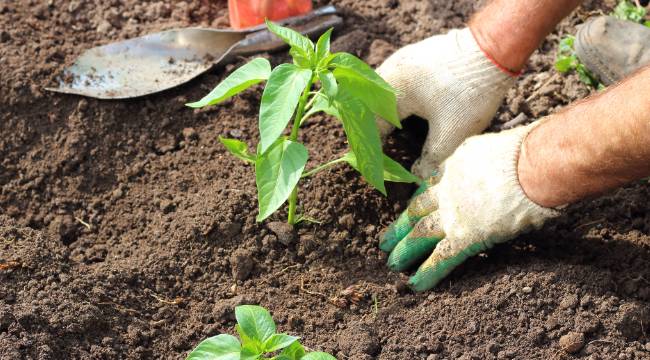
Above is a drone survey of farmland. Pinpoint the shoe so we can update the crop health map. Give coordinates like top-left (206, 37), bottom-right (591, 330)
top-left (575, 16), bottom-right (650, 85)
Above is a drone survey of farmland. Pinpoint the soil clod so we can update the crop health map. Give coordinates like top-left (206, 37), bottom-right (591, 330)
top-left (230, 248), bottom-right (255, 282)
top-left (182, 127), bottom-right (198, 141)
top-left (559, 332), bottom-right (585, 354)
top-left (615, 303), bottom-right (650, 341)
top-left (267, 221), bottom-right (295, 246)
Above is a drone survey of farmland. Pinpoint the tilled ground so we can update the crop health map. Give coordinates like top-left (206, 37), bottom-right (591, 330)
top-left (1, 0), bottom-right (650, 359)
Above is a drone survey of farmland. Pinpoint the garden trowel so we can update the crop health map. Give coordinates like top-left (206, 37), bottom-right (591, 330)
top-left (46, 5), bottom-right (340, 99)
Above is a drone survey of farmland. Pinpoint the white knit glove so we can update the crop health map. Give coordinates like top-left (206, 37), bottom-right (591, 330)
top-left (377, 28), bottom-right (515, 178)
top-left (380, 122), bottom-right (559, 291)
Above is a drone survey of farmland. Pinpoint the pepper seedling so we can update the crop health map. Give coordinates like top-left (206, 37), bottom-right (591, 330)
top-left (188, 21), bottom-right (419, 226)
top-left (186, 305), bottom-right (336, 360)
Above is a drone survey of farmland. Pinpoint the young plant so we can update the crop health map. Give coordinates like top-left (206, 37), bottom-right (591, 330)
top-left (555, 0), bottom-right (649, 88)
top-left (612, 0), bottom-right (648, 24)
top-left (188, 21), bottom-right (419, 226)
top-left (186, 305), bottom-right (336, 360)
top-left (554, 35), bottom-right (603, 89)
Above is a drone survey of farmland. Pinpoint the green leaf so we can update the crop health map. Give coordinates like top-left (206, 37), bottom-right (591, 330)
top-left (295, 215), bottom-right (322, 225)
top-left (236, 324), bottom-right (259, 350)
top-left (265, 20), bottom-right (315, 66)
top-left (315, 28), bottom-right (333, 62)
top-left (334, 87), bottom-right (386, 195)
top-left (612, 0), bottom-right (646, 22)
top-left (575, 62), bottom-right (601, 87)
top-left (302, 89), bottom-right (386, 194)
top-left (279, 341), bottom-right (306, 360)
top-left (554, 35), bottom-right (602, 89)
top-left (318, 52), bottom-right (337, 70)
top-left (376, 154), bottom-right (421, 183)
top-left (259, 64), bottom-right (312, 153)
top-left (240, 344), bottom-right (261, 360)
top-left (555, 36), bottom-right (577, 73)
top-left (644, 20), bottom-right (650, 27)
top-left (557, 35), bottom-right (575, 55)
top-left (304, 92), bottom-right (339, 119)
top-left (290, 47), bottom-right (312, 68)
top-left (255, 139), bottom-right (309, 221)
top-left (185, 334), bottom-right (241, 360)
top-left (302, 352), bottom-right (337, 360)
top-left (343, 152), bottom-right (420, 184)
top-left (187, 58), bottom-right (271, 108)
top-left (235, 305), bottom-right (277, 343)
top-left (262, 334), bottom-right (299, 353)
top-left (219, 137), bottom-right (255, 163)
top-left (318, 71), bottom-right (338, 99)
top-left (330, 53), bottom-right (400, 127)
top-left (554, 56), bottom-right (574, 73)
top-left (576, 64), bottom-right (597, 87)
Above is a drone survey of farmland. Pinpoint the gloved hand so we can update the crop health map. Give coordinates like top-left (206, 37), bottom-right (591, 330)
top-left (377, 28), bottom-right (515, 178)
top-left (380, 122), bottom-right (559, 291)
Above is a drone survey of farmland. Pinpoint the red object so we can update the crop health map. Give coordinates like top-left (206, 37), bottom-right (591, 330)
top-left (228, 0), bottom-right (313, 29)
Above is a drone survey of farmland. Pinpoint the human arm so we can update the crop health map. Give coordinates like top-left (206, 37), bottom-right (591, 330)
top-left (519, 65), bottom-right (650, 208)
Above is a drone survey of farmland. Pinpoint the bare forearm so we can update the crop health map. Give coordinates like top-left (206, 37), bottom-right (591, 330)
top-left (470, 0), bottom-right (583, 73)
top-left (518, 66), bottom-right (650, 207)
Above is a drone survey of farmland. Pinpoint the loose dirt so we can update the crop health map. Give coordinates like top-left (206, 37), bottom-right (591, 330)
top-left (1, 0), bottom-right (649, 359)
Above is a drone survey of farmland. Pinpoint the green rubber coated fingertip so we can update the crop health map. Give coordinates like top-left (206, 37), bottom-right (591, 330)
top-left (387, 235), bottom-right (441, 272)
top-left (408, 242), bottom-right (487, 292)
top-left (408, 263), bottom-right (457, 292)
top-left (380, 212), bottom-right (416, 252)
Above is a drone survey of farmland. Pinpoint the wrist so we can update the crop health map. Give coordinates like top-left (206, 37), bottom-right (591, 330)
top-left (468, 0), bottom-right (583, 78)
top-left (517, 119), bottom-right (567, 208)
top-left (468, 20), bottom-right (527, 76)
top-left (468, 25), bottom-right (524, 77)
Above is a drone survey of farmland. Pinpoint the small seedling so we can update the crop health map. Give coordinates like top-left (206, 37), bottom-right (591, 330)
top-left (612, 0), bottom-right (648, 23)
top-left (186, 305), bottom-right (336, 360)
top-left (555, 0), bottom-right (649, 89)
top-left (188, 21), bottom-right (419, 226)
top-left (554, 35), bottom-right (603, 89)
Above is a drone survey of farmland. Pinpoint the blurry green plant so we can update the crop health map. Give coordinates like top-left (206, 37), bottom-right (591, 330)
top-left (554, 35), bottom-right (604, 89)
top-left (188, 21), bottom-right (418, 226)
top-left (186, 305), bottom-right (336, 360)
top-left (612, 0), bottom-right (647, 23)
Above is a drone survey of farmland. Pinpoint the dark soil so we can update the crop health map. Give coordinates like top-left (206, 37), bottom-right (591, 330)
top-left (1, 0), bottom-right (650, 359)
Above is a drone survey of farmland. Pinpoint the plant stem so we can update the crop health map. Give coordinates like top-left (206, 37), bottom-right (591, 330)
top-left (299, 92), bottom-right (321, 126)
top-left (290, 80), bottom-right (314, 139)
top-left (301, 156), bottom-right (347, 178)
top-left (287, 76), bottom-right (316, 225)
top-left (287, 188), bottom-right (298, 225)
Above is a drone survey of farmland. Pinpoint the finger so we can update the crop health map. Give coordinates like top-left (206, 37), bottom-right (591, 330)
top-left (387, 212), bottom-right (445, 271)
top-left (410, 128), bottom-right (456, 180)
top-left (413, 168), bottom-right (442, 196)
top-left (408, 238), bottom-right (489, 292)
top-left (379, 211), bottom-right (417, 252)
top-left (379, 184), bottom-right (439, 252)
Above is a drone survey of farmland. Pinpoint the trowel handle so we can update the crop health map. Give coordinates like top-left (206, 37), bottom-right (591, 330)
top-left (242, 5), bottom-right (338, 32)
top-left (232, 13), bottom-right (343, 55)
top-left (276, 4), bottom-right (338, 26)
